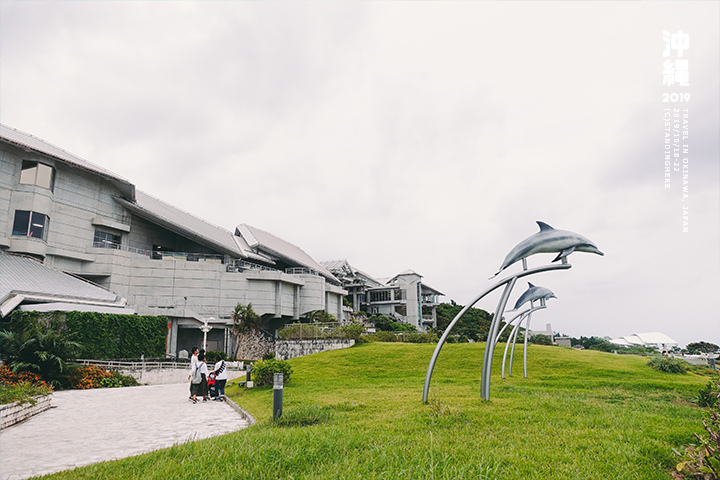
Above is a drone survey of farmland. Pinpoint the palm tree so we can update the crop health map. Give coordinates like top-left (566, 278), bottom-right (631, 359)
top-left (0, 328), bottom-right (81, 388)
top-left (231, 303), bottom-right (260, 335)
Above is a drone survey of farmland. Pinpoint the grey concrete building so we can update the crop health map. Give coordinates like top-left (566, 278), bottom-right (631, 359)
top-left (321, 260), bottom-right (443, 331)
top-left (1, 124), bottom-right (346, 356)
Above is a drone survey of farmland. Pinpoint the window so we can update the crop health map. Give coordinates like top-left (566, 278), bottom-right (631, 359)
top-left (12, 210), bottom-right (49, 240)
top-left (20, 161), bottom-right (55, 191)
top-left (369, 290), bottom-right (392, 302)
top-left (93, 229), bottom-right (122, 248)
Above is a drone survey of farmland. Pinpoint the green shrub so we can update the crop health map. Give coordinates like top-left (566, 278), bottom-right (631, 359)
top-left (364, 331), bottom-right (398, 343)
top-left (648, 356), bottom-right (689, 374)
top-left (0, 382), bottom-right (52, 406)
top-left (251, 359), bottom-right (293, 387)
top-left (530, 334), bottom-right (553, 346)
top-left (672, 393), bottom-right (720, 479)
top-left (279, 324), bottom-right (325, 340)
top-left (697, 381), bottom-right (720, 408)
top-left (100, 376), bottom-right (123, 388)
top-left (404, 332), bottom-right (439, 343)
top-left (334, 322), bottom-right (365, 340)
top-left (206, 350), bottom-right (226, 361)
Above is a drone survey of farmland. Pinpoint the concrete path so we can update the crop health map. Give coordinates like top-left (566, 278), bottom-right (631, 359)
top-left (0, 383), bottom-right (251, 480)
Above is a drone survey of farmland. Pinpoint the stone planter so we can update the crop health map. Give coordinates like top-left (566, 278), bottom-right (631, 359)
top-left (0, 394), bottom-right (52, 429)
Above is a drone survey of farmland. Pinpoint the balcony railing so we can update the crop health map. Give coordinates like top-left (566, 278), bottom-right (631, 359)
top-left (285, 267), bottom-right (319, 276)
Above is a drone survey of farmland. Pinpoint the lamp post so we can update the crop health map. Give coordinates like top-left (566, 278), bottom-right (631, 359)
top-left (200, 317), bottom-right (214, 352)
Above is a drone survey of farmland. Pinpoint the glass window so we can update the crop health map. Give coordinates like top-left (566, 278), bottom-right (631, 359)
top-left (12, 210), bottom-right (49, 240)
top-left (12, 210), bottom-right (30, 236)
top-left (20, 161), bottom-right (55, 191)
top-left (93, 229), bottom-right (122, 248)
top-left (370, 290), bottom-right (392, 302)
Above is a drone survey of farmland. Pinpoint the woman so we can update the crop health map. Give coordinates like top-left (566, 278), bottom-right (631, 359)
top-left (212, 355), bottom-right (228, 400)
top-left (188, 347), bottom-right (199, 401)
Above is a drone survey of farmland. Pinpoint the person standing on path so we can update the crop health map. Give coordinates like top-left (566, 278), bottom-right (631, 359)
top-left (188, 347), bottom-right (200, 401)
top-left (212, 355), bottom-right (228, 400)
top-left (197, 353), bottom-right (209, 402)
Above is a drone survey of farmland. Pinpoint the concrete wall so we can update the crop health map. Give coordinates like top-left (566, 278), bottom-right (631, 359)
top-left (0, 395), bottom-right (52, 430)
top-left (118, 368), bottom-right (247, 386)
top-left (275, 339), bottom-right (355, 361)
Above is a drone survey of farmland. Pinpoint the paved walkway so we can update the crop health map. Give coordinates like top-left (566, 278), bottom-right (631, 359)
top-left (0, 383), bottom-right (251, 480)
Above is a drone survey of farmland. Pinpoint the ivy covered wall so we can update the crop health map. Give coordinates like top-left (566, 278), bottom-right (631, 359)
top-left (5, 311), bottom-right (169, 359)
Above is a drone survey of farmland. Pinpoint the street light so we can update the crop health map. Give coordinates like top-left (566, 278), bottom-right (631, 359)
top-left (200, 317), bottom-right (214, 352)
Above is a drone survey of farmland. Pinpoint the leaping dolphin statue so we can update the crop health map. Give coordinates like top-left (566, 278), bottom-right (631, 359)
top-left (512, 282), bottom-right (556, 311)
top-left (492, 221), bottom-right (604, 277)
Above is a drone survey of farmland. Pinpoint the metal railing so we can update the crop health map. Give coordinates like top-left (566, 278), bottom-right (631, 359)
top-left (74, 359), bottom-right (245, 370)
top-left (226, 259), bottom-right (281, 273)
top-left (285, 267), bottom-right (319, 276)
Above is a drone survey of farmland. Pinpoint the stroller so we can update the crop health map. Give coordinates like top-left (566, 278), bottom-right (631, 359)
top-left (207, 372), bottom-right (220, 401)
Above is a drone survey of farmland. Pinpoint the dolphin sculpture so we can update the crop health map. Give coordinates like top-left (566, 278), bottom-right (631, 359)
top-left (492, 221), bottom-right (603, 277)
top-left (512, 282), bottom-right (556, 311)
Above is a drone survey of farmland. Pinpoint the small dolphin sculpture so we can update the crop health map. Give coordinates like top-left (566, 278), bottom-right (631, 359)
top-left (512, 282), bottom-right (556, 311)
top-left (492, 221), bottom-right (603, 277)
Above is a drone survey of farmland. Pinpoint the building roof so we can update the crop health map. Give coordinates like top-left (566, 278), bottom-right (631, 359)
top-left (236, 224), bottom-right (339, 284)
top-left (320, 259), bottom-right (384, 287)
top-left (610, 332), bottom-right (678, 348)
top-left (0, 252), bottom-right (127, 317)
top-left (115, 191), bottom-right (247, 259)
top-left (1, 124), bottom-right (135, 200)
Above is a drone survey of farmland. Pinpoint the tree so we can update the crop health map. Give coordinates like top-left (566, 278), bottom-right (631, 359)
top-left (434, 303), bottom-right (492, 341)
top-left (305, 310), bottom-right (335, 323)
top-left (530, 334), bottom-right (553, 345)
top-left (686, 342), bottom-right (720, 354)
top-left (231, 302), bottom-right (260, 335)
top-left (0, 324), bottom-right (81, 389)
top-left (368, 315), bottom-right (415, 332)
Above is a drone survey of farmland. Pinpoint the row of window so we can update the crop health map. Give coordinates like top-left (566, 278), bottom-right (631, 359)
top-left (11, 209), bottom-right (122, 248)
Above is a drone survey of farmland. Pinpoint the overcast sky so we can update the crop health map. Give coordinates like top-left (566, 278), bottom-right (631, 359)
top-left (1, 1), bottom-right (718, 348)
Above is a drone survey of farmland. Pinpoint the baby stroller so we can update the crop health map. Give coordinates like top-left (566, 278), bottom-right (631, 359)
top-left (208, 372), bottom-right (220, 401)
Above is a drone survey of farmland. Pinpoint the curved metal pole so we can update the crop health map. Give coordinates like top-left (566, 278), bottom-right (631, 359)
top-left (523, 310), bottom-right (535, 378)
top-left (481, 277), bottom-right (517, 400)
top-left (495, 307), bottom-right (531, 346)
top-left (502, 305), bottom-right (545, 378)
top-left (422, 262), bottom-right (571, 403)
top-left (508, 315), bottom-right (522, 377)
top-left (502, 311), bottom-right (527, 379)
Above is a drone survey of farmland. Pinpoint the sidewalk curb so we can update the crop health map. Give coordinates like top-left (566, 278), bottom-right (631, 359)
top-left (223, 396), bottom-right (256, 427)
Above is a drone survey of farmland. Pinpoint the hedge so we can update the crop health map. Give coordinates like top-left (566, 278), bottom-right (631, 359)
top-left (5, 311), bottom-right (168, 359)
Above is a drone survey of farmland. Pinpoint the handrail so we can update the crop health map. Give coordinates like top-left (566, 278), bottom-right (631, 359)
top-left (74, 359), bottom-right (245, 370)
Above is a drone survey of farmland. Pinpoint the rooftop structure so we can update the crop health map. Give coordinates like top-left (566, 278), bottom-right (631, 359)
top-left (321, 260), bottom-right (443, 331)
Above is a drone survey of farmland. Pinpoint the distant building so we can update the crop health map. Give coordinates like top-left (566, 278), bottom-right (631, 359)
top-left (528, 323), bottom-right (554, 343)
top-left (1, 124), bottom-right (346, 356)
top-left (321, 260), bottom-right (443, 331)
top-left (609, 332), bottom-right (678, 351)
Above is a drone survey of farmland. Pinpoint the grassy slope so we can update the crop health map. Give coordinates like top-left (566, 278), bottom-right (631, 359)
top-left (40, 343), bottom-right (716, 480)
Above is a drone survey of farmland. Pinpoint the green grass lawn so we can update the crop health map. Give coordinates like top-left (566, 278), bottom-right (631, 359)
top-left (39, 343), bottom-right (717, 480)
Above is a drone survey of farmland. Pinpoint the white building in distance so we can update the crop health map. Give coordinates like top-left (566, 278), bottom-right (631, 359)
top-left (610, 332), bottom-right (679, 352)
